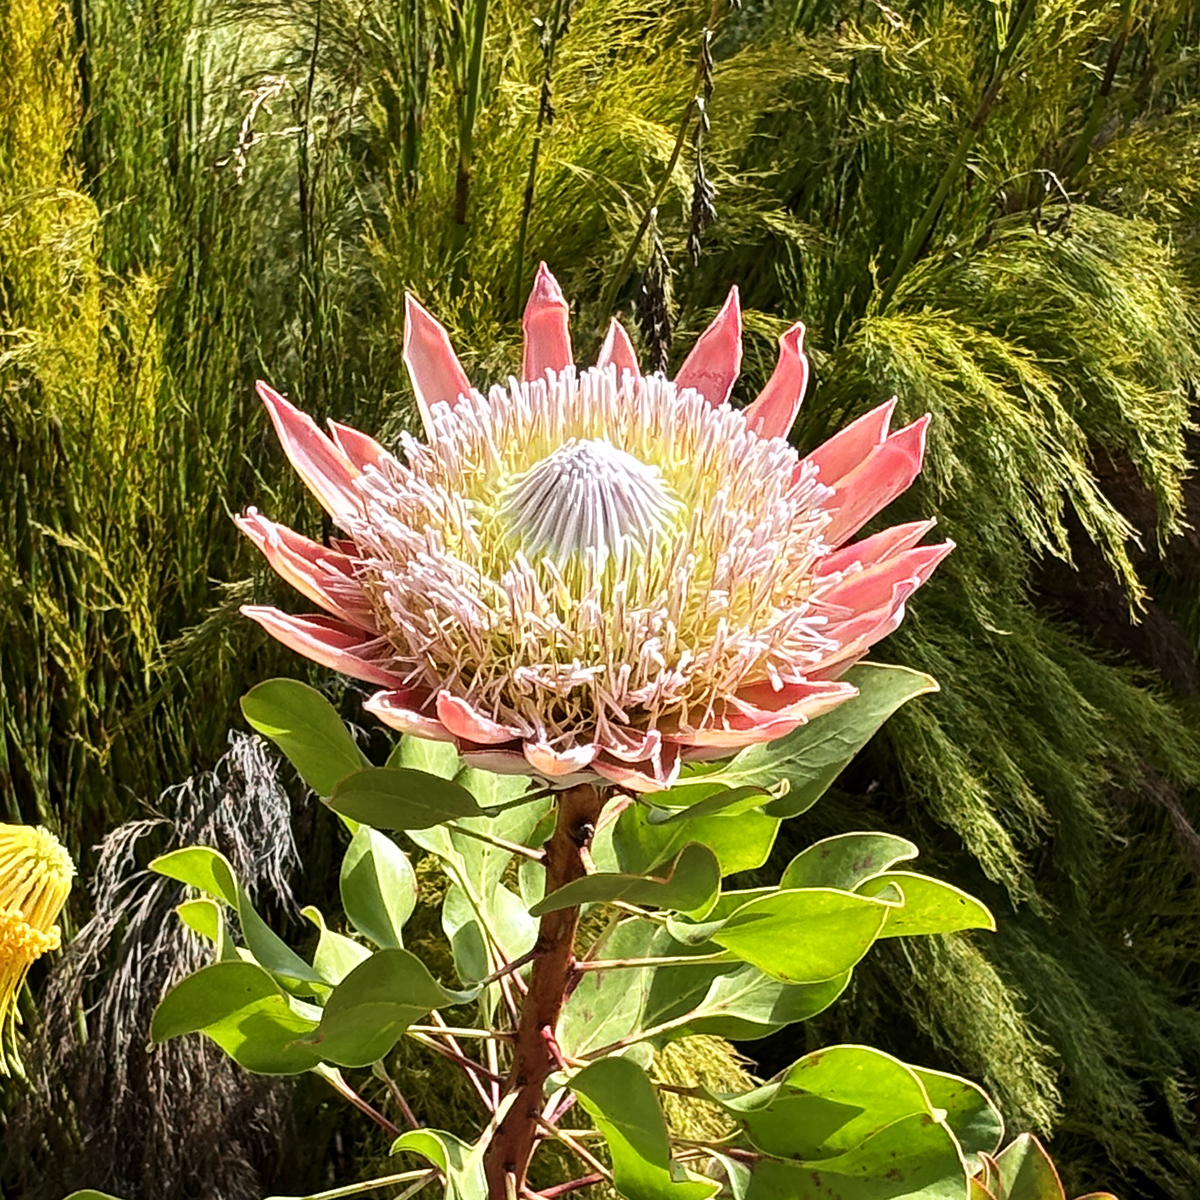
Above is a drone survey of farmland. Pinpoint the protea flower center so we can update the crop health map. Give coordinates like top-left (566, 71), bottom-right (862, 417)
top-left (497, 437), bottom-right (684, 569)
top-left (238, 264), bottom-right (952, 791)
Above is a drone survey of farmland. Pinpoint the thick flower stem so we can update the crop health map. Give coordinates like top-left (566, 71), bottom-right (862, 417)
top-left (484, 783), bottom-right (606, 1199)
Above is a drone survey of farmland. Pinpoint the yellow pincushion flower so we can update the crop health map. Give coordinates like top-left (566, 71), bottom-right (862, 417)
top-left (0, 823), bottom-right (74, 1072)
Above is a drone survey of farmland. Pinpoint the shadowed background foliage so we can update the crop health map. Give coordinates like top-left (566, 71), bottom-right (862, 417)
top-left (2, 0), bottom-right (1200, 1196)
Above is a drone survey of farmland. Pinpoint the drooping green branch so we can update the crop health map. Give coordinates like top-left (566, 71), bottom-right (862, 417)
top-left (878, 0), bottom-right (1039, 309)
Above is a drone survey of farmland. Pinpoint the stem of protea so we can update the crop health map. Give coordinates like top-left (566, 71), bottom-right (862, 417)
top-left (484, 782), bottom-right (606, 1199)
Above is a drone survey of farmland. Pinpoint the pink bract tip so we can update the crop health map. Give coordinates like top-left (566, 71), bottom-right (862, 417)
top-left (675, 286), bottom-right (742, 406)
top-left (522, 263), bottom-right (573, 381)
top-left (743, 322), bottom-right (809, 439)
top-left (596, 317), bottom-right (640, 380)
top-left (255, 381), bottom-right (361, 520)
top-left (403, 293), bottom-right (474, 435)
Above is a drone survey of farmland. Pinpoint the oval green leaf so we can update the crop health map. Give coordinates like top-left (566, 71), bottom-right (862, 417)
top-left (780, 832), bottom-right (919, 892)
top-left (339, 825), bottom-right (417, 949)
top-left (615, 802), bottom-right (779, 877)
top-left (300, 948), bottom-right (477, 1068)
top-left (677, 664), bottom-right (937, 820)
top-left (711, 888), bottom-right (893, 983)
top-left (301, 906), bottom-right (372, 986)
top-left (152, 846), bottom-right (323, 990)
top-left (391, 1129), bottom-right (487, 1200)
top-left (859, 872), bottom-right (996, 937)
top-left (150, 960), bottom-right (322, 1075)
top-left (327, 766), bottom-right (484, 829)
top-left (241, 678), bottom-right (367, 797)
top-left (570, 1057), bottom-right (720, 1200)
top-left (528, 843), bottom-right (721, 919)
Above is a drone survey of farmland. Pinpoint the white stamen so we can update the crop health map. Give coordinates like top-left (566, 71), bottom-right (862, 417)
top-left (496, 438), bottom-right (684, 567)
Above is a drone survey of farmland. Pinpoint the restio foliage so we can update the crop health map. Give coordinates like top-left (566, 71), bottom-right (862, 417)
top-left (2, 0), bottom-right (1200, 1197)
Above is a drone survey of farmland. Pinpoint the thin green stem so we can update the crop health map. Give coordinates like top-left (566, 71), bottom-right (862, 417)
top-left (573, 951), bottom-right (734, 973)
top-left (602, 0), bottom-right (725, 316)
top-left (293, 1168), bottom-right (438, 1200)
top-left (601, 100), bottom-right (695, 319)
top-left (1066, 0), bottom-right (1135, 180)
top-left (513, 0), bottom-right (568, 319)
top-left (449, 822), bottom-right (546, 861)
top-left (535, 1117), bottom-right (615, 1182)
top-left (451, 0), bottom-right (492, 290)
top-left (408, 1024), bottom-right (513, 1039)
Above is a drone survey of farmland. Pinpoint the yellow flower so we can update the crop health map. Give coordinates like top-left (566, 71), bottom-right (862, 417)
top-left (0, 823), bottom-right (74, 1073)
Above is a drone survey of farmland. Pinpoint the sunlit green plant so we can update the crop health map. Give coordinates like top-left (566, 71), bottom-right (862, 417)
top-left (55, 274), bottom-right (1115, 1200)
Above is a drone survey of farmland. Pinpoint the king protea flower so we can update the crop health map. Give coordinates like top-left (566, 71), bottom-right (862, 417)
top-left (0, 823), bottom-right (73, 1072)
top-left (239, 266), bottom-right (951, 792)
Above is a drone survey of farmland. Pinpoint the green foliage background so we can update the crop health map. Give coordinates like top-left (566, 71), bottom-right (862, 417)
top-left (3, 0), bottom-right (1200, 1195)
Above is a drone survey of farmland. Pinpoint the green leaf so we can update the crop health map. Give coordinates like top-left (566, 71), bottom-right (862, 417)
top-left (666, 887), bottom-right (776, 946)
top-left (150, 961), bottom-right (322, 1074)
top-left (729, 1112), bottom-right (969, 1199)
top-left (704, 1045), bottom-right (933, 1160)
top-left (994, 1134), bottom-right (1069, 1200)
top-left (441, 884), bottom-right (489, 984)
top-left (764, 1045), bottom-right (941, 1155)
top-left (391, 1128), bottom-right (487, 1200)
top-left (301, 948), bottom-right (476, 1068)
top-left (710, 888), bottom-right (894, 982)
top-left (559, 924), bottom-right (659, 1058)
top-left (443, 882), bottom-right (536, 984)
top-left (706, 1046), bottom-right (976, 1199)
top-left (561, 915), bottom-right (854, 1059)
top-left (649, 785), bottom-right (772, 820)
top-left (780, 832), bottom-right (919, 891)
top-left (570, 1057), bottom-right (720, 1200)
top-left (528, 843), bottom-right (721, 918)
top-left (911, 1065), bottom-right (1004, 1166)
top-left (615, 802), bottom-right (780, 877)
top-left (241, 678), bottom-right (367, 797)
top-left (669, 964), bottom-right (851, 1040)
top-left (63, 1192), bottom-right (129, 1199)
top-left (410, 795), bottom-right (551, 1006)
top-left (678, 665), bottom-right (937, 819)
top-left (388, 733), bottom-right (462, 779)
top-left (174, 897), bottom-right (236, 962)
top-left (301, 906), bottom-right (371, 985)
top-left (809, 1111), bottom-right (968, 1197)
top-left (340, 825), bottom-right (418, 948)
top-left (859, 872), bottom-right (996, 937)
top-left (328, 767), bottom-right (485, 829)
top-left (410, 797), bottom-right (550, 899)
top-left (152, 846), bottom-right (324, 991)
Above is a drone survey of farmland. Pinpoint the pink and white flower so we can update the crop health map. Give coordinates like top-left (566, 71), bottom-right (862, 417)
top-left (239, 266), bottom-right (950, 792)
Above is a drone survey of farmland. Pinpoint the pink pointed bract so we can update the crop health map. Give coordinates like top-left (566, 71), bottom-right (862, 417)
top-left (240, 269), bottom-right (951, 792)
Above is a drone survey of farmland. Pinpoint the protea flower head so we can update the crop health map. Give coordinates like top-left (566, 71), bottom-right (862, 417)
top-left (239, 266), bottom-right (951, 792)
top-left (0, 823), bottom-right (74, 1072)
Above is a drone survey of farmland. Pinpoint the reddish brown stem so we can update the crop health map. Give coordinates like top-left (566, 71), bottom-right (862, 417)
top-left (483, 783), bottom-right (605, 1198)
top-left (524, 1174), bottom-right (606, 1199)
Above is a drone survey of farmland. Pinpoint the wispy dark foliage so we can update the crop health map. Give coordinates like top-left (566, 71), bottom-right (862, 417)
top-left (3, 734), bottom-right (302, 1199)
